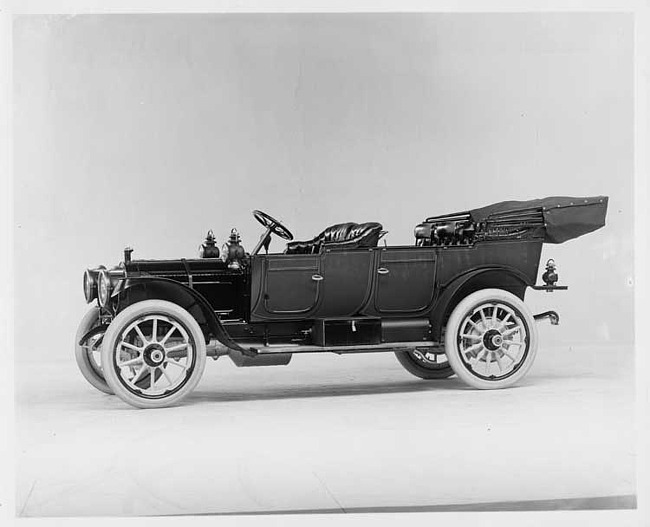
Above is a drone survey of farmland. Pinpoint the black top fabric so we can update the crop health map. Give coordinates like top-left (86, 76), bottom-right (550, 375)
top-left (428, 196), bottom-right (608, 244)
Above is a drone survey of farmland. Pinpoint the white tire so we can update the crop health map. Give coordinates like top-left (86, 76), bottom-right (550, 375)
top-left (101, 300), bottom-right (207, 409)
top-left (444, 289), bottom-right (538, 389)
top-left (75, 307), bottom-right (113, 395)
top-left (394, 349), bottom-right (454, 379)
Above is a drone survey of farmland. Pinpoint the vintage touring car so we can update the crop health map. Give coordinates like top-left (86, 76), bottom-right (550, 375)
top-left (76, 196), bottom-right (608, 408)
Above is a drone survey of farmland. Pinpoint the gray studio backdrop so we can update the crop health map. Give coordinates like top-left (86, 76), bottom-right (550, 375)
top-left (13, 13), bottom-right (633, 363)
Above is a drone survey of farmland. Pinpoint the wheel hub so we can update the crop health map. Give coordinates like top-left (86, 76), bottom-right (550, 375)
top-left (483, 329), bottom-right (503, 351)
top-left (143, 343), bottom-right (166, 367)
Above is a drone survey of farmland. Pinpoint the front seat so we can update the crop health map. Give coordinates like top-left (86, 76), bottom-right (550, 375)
top-left (285, 222), bottom-right (384, 254)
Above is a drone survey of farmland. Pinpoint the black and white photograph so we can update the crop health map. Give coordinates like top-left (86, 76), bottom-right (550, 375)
top-left (2, 2), bottom-right (648, 525)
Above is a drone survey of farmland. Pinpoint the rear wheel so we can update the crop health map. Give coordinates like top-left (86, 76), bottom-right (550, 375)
top-left (444, 289), bottom-right (538, 389)
top-left (101, 300), bottom-right (207, 409)
top-left (394, 348), bottom-right (454, 379)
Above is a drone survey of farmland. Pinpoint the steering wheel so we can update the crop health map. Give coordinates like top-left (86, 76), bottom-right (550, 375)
top-left (253, 210), bottom-right (294, 241)
top-left (251, 210), bottom-right (294, 255)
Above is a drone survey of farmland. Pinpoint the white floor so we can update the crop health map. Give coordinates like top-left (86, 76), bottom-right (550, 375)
top-left (15, 343), bottom-right (636, 517)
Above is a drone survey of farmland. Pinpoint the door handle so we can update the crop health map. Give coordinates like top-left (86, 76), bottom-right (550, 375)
top-left (311, 274), bottom-right (324, 281)
top-left (377, 267), bottom-right (390, 275)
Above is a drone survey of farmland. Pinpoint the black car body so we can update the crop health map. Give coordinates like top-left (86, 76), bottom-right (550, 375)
top-left (76, 196), bottom-right (608, 408)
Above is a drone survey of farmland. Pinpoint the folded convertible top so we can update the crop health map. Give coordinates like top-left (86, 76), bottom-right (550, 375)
top-left (424, 196), bottom-right (608, 244)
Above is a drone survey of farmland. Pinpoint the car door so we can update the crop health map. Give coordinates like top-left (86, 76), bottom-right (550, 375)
top-left (250, 254), bottom-right (321, 320)
top-left (373, 247), bottom-right (437, 314)
top-left (312, 248), bottom-right (374, 318)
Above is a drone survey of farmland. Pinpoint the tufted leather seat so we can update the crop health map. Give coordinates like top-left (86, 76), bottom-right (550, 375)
top-left (285, 222), bottom-right (384, 254)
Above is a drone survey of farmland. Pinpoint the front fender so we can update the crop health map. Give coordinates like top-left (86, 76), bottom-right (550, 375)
top-left (112, 276), bottom-right (249, 354)
top-left (429, 266), bottom-right (532, 341)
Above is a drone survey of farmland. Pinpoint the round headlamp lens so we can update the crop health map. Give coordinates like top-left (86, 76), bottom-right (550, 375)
top-left (98, 270), bottom-right (110, 307)
top-left (83, 269), bottom-right (96, 303)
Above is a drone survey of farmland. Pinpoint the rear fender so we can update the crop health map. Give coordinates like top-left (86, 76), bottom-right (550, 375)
top-left (429, 266), bottom-right (531, 341)
top-left (112, 277), bottom-right (247, 352)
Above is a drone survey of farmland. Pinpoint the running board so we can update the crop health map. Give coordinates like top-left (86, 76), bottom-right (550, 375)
top-left (208, 339), bottom-right (438, 368)
top-left (250, 341), bottom-right (436, 355)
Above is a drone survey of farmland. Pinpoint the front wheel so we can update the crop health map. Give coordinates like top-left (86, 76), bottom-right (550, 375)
top-left (75, 307), bottom-right (113, 395)
top-left (444, 289), bottom-right (538, 389)
top-left (101, 300), bottom-right (207, 409)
